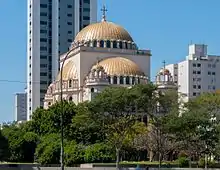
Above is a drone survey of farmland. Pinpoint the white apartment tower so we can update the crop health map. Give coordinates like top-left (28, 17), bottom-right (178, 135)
top-left (166, 44), bottom-right (220, 101)
top-left (15, 92), bottom-right (27, 122)
top-left (27, 0), bottom-right (97, 120)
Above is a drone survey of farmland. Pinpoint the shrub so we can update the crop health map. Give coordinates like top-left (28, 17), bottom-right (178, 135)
top-left (178, 157), bottom-right (189, 167)
top-left (84, 143), bottom-right (114, 163)
top-left (198, 157), bottom-right (215, 168)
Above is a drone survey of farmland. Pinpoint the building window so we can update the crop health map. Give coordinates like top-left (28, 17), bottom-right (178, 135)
top-left (40, 4), bottom-right (47, 8)
top-left (40, 47), bottom-right (47, 51)
top-left (67, 13), bottom-right (72, 17)
top-left (197, 63), bottom-right (201, 67)
top-left (100, 40), bottom-right (104, 47)
top-left (193, 92), bottom-right (196, 96)
top-left (193, 85), bottom-right (196, 89)
top-left (197, 71), bottom-right (201, 74)
top-left (40, 64), bottom-right (47, 68)
top-left (198, 85), bottom-right (201, 89)
top-left (113, 76), bottom-right (117, 84)
top-left (40, 72), bottom-right (47, 76)
top-left (83, 16), bottom-right (90, 20)
top-left (193, 70), bottom-right (196, 74)
top-left (91, 88), bottom-right (94, 93)
top-left (119, 76), bottom-right (123, 84)
top-left (193, 63), bottom-right (196, 67)
top-left (40, 38), bottom-right (47, 42)
top-left (40, 12), bottom-right (47, 16)
top-left (212, 72), bottom-right (216, 75)
top-left (83, 8), bottom-right (90, 12)
top-left (106, 40), bottom-right (111, 48)
top-left (68, 31), bottom-right (72, 34)
top-left (208, 71), bottom-right (211, 75)
top-left (107, 76), bottom-right (111, 83)
top-left (69, 96), bottom-right (73, 101)
top-left (40, 21), bottom-right (47, 25)
top-left (113, 41), bottom-right (117, 48)
top-left (67, 5), bottom-right (72, 8)
top-left (40, 55), bottom-right (47, 59)
top-left (69, 80), bottom-right (72, 88)
top-left (68, 39), bottom-right (72, 42)
top-left (40, 29), bottom-right (47, 34)
top-left (126, 76), bottom-right (130, 85)
top-left (67, 22), bottom-right (72, 25)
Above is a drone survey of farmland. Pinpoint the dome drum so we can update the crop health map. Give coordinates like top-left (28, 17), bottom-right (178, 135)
top-left (71, 20), bottom-right (137, 50)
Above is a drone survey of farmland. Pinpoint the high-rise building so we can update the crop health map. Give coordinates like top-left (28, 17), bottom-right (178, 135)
top-left (27, 0), bottom-right (97, 120)
top-left (15, 92), bottom-right (27, 122)
top-left (165, 44), bottom-right (220, 101)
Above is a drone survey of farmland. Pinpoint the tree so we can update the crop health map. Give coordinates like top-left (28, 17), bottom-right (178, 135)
top-left (25, 101), bottom-right (77, 139)
top-left (35, 133), bottom-right (61, 165)
top-left (64, 141), bottom-right (85, 166)
top-left (89, 86), bottom-right (147, 169)
top-left (1, 124), bottom-right (38, 163)
top-left (0, 130), bottom-right (8, 161)
top-left (71, 102), bottom-right (104, 144)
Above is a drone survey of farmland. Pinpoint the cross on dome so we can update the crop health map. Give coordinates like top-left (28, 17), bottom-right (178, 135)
top-left (101, 5), bottom-right (108, 21)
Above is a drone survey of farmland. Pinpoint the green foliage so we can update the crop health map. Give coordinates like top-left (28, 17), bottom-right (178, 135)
top-left (84, 143), bottom-right (115, 163)
top-left (35, 134), bottom-right (61, 165)
top-left (198, 158), bottom-right (215, 168)
top-left (64, 141), bottom-right (85, 166)
top-left (177, 156), bottom-right (189, 167)
top-left (0, 130), bottom-right (8, 161)
top-left (2, 84), bottom-right (220, 167)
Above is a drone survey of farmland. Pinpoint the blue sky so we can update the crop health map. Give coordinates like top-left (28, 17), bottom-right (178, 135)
top-left (0, 0), bottom-right (220, 122)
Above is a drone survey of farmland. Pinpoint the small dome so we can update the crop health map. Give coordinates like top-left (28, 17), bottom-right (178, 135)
top-left (56, 60), bottom-right (77, 81)
top-left (159, 68), bottom-right (170, 75)
top-left (92, 57), bottom-right (144, 76)
top-left (74, 21), bottom-right (134, 43)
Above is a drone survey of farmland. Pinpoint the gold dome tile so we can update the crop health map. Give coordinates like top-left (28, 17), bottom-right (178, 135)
top-left (92, 57), bottom-right (144, 76)
top-left (74, 21), bottom-right (133, 42)
top-left (56, 60), bottom-right (77, 81)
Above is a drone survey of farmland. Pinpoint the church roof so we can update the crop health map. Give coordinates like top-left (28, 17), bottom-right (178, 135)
top-left (74, 21), bottom-right (134, 43)
top-left (56, 60), bottom-right (77, 81)
top-left (91, 57), bottom-right (144, 76)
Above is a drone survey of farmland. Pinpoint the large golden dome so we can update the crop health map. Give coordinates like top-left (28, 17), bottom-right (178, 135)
top-left (74, 20), bottom-right (134, 43)
top-left (56, 60), bottom-right (77, 81)
top-left (92, 57), bottom-right (144, 76)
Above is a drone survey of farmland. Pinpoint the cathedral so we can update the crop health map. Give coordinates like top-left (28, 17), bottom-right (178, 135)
top-left (44, 7), bottom-right (176, 109)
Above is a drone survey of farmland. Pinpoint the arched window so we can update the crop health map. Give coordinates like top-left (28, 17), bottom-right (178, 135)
top-left (132, 77), bottom-right (135, 85)
top-left (91, 88), bottom-right (95, 93)
top-left (107, 76), bottom-right (111, 83)
top-left (113, 41), bottom-right (117, 48)
top-left (126, 76), bottom-right (130, 85)
top-left (113, 76), bottom-right (117, 84)
top-left (119, 41), bottom-right (123, 49)
top-left (48, 102), bottom-right (51, 106)
top-left (69, 96), bottom-right (73, 101)
top-left (100, 40), bottom-right (104, 47)
top-left (106, 40), bottom-right (111, 48)
top-left (120, 76), bottom-right (124, 84)
top-left (69, 80), bottom-right (72, 88)
top-left (93, 40), bottom-right (97, 47)
top-left (137, 77), bottom-right (140, 84)
top-left (125, 42), bottom-right (128, 49)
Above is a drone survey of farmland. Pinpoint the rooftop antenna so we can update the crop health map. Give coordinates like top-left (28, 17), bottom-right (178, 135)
top-left (101, 5), bottom-right (107, 21)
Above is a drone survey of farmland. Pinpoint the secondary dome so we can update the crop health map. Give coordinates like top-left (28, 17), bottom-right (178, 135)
top-left (92, 57), bottom-right (144, 76)
top-left (74, 21), bottom-right (134, 43)
top-left (56, 60), bottom-right (77, 81)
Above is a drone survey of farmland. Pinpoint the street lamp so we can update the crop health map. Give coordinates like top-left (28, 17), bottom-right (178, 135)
top-left (60, 41), bottom-right (89, 170)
